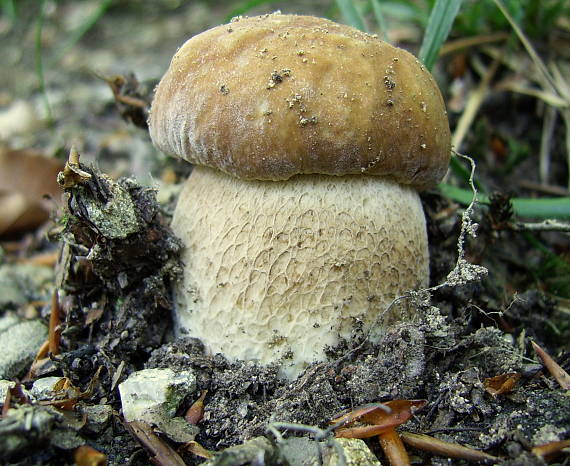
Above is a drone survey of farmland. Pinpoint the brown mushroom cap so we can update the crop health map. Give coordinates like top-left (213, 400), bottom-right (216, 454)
top-left (149, 13), bottom-right (450, 190)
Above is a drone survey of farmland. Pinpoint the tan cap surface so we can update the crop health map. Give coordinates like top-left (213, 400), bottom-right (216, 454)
top-left (149, 13), bottom-right (451, 190)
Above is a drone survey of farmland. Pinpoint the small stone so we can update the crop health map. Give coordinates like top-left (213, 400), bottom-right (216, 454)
top-left (331, 438), bottom-right (381, 465)
top-left (280, 437), bottom-right (381, 466)
top-left (79, 404), bottom-right (114, 434)
top-left (118, 368), bottom-right (196, 423)
top-left (0, 264), bottom-right (53, 308)
top-left (0, 100), bottom-right (41, 139)
top-left (0, 405), bottom-right (60, 458)
top-left (0, 317), bottom-right (47, 379)
top-left (0, 379), bottom-right (16, 401)
top-left (30, 377), bottom-right (63, 400)
top-left (50, 428), bottom-right (85, 450)
top-left (155, 416), bottom-right (199, 443)
top-left (203, 436), bottom-right (277, 465)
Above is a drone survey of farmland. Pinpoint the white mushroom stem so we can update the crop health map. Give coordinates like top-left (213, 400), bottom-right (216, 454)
top-left (171, 166), bottom-right (429, 378)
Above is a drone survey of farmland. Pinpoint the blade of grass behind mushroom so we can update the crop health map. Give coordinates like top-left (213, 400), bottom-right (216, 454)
top-left (438, 184), bottom-right (570, 220)
top-left (34, 0), bottom-right (53, 127)
top-left (418, 0), bottom-right (464, 71)
top-left (335, 0), bottom-right (368, 32)
top-left (1, 0), bottom-right (16, 28)
top-left (370, 0), bottom-right (389, 41)
top-left (47, 0), bottom-right (112, 67)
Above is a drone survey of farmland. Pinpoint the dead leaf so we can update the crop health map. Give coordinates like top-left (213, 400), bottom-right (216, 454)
top-left (360, 400), bottom-right (427, 426)
top-left (38, 366), bottom-right (103, 410)
top-left (401, 432), bottom-right (500, 464)
top-left (85, 307), bottom-right (104, 325)
top-left (532, 341), bottom-right (570, 389)
top-left (483, 373), bottom-right (521, 396)
top-left (335, 421), bottom-right (403, 439)
top-left (532, 438), bottom-right (570, 461)
top-left (24, 340), bottom-right (50, 380)
top-left (125, 420), bottom-right (187, 466)
top-left (110, 360), bottom-right (126, 392)
top-left (17, 250), bottom-right (59, 266)
top-left (73, 444), bottom-right (108, 466)
top-left (181, 440), bottom-right (213, 459)
top-left (184, 390), bottom-right (208, 425)
top-left (0, 145), bottom-right (63, 236)
top-left (333, 400), bottom-right (426, 439)
top-left (49, 290), bottom-right (62, 355)
top-left (330, 402), bottom-right (391, 427)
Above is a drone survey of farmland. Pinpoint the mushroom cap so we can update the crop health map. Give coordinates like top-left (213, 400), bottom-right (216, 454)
top-left (149, 13), bottom-right (450, 190)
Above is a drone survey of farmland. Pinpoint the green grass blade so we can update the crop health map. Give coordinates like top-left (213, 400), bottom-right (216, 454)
top-left (35, 0), bottom-right (53, 127)
top-left (1, 0), bottom-right (16, 25)
top-left (418, 0), bottom-right (463, 70)
top-left (370, 0), bottom-right (389, 41)
top-left (438, 183), bottom-right (570, 220)
top-left (336, 0), bottom-right (368, 32)
top-left (48, 0), bottom-right (112, 67)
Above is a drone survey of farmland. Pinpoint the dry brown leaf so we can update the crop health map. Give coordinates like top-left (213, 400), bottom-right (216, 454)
top-left (185, 390), bottom-right (208, 425)
top-left (335, 421), bottom-right (403, 439)
top-left (333, 400), bottom-right (426, 439)
top-left (85, 308), bottom-right (105, 325)
top-left (182, 440), bottom-right (213, 459)
top-left (532, 341), bottom-right (570, 389)
top-left (126, 420), bottom-right (187, 466)
top-left (38, 366), bottom-right (102, 410)
top-left (360, 400), bottom-right (427, 426)
top-left (73, 445), bottom-right (108, 466)
top-left (24, 340), bottom-right (50, 381)
top-left (532, 438), bottom-right (570, 461)
top-left (330, 402), bottom-right (391, 427)
top-left (49, 290), bottom-right (62, 355)
top-left (483, 373), bottom-right (522, 396)
top-left (0, 146), bottom-right (63, 236)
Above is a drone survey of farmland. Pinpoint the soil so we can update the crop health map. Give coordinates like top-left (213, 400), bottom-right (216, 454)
top-left (0, 2), bottom-right (569, 465)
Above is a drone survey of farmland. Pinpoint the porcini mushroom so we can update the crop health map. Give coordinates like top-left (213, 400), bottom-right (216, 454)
top-left (149, 13), bottom-right (450, 378)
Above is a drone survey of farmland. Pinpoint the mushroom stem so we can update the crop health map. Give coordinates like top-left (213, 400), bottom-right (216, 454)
top-left (171, 166), bottom-right (429, 378)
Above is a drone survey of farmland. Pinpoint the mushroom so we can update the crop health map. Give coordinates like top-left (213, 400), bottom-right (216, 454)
top-left (148, 13), bottom-right (450, 378)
